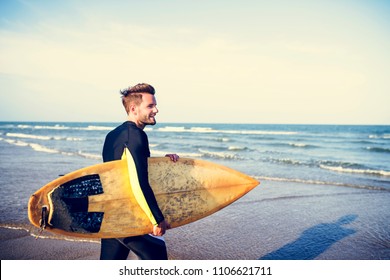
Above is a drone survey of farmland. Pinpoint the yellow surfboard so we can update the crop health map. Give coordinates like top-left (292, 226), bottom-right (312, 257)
top-left (28, 149), bottom-right (259, 238)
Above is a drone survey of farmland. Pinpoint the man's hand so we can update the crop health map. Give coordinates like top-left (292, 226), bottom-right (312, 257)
top-left (165, 154), bottom-right (179, 162)
top-left (152, 220), bottom-right (171, 236)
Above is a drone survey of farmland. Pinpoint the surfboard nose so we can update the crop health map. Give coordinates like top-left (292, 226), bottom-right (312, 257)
top-left (248, 176), bottom-right (260, 189)
top-left (234, 174), bottom-right (260, 199)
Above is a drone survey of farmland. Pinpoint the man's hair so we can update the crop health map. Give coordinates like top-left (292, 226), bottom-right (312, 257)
top-left (120, 83), bottom-right (155, 114)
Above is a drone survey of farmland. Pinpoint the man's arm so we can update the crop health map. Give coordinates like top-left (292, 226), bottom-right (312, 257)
top-left (128, 129), bottom-right (166, 227)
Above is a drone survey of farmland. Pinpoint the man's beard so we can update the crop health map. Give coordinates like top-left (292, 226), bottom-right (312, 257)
top-left (141, 114), bottom-right (156, 126)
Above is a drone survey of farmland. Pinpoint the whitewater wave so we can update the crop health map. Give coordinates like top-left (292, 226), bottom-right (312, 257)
top-left (198, 149), bottom-right (242, 160)
top-left (30, 143), bottom-right (59, 154)
top-left (0, 137), bottom-right (100, 160)
top-left (6, 133), bottom-right (51, 140)
top-left (228, 146), bottom-right (248, 151)
top-left (1, 135), bottom-right (244, 161)
top-left (156, 126), bottom-right (298, 136)
top-left (151, 146), bottom-right (241, 159)
top-left (11, 123), bottom-right (114, 132)
top-left (0, 224), bottom-right (99, 243)
top-left (270, 142), bottom-right (317, 149)
top-left (271, 158), bottom-right (303, 166)
top-left (76, 152), bottom-right (101, 160)
top-left (288, 142), bottom-right (316, 148)
top-left (17, 124), bottom-right (71, 130)
top-left (0, 138), bottom-right (29, 147)
top-left (262, 157), bottom-right (390, 178)
top-left (84, 125), bottom-right (114, 131)
top-left (319, 164), bottom-right (390, 177)
top-left (216, 137), bottom-right (230, 142)
top-left (157, 126), bottom-right (185, 132)
top-left (369, 134), bottom-right (390, 139)
top-left (257, 176), bottom-right (390, 191)
top-left (6, 133), bottom-right (83, 141)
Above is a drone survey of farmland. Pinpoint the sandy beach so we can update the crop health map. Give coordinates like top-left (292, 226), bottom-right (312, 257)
top-left (1, 180), bottom-right (389, 260)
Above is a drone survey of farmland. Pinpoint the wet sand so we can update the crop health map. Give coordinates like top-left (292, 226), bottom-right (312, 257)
top-left (0, 227), bottom-right (100, 260)
top-left (1, 181), bottom-right (389, 260)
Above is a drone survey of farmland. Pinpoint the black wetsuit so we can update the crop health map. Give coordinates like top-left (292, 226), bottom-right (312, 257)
top-left (99, 121), bottom-right (168, 260)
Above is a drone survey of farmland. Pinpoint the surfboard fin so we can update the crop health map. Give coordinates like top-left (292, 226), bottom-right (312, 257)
top-left (40, 206), bottom-right (48, 229)
top-left (35, 206), bottom-right (49, 239)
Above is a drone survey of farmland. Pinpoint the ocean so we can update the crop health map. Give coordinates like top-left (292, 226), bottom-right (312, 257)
top-left (0, 121), bottom-right (389, 226)
top-left (1, 121), bottom-right (390, 260)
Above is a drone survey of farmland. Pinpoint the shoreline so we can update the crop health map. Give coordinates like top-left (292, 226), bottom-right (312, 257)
top-left (1, 180), bottom-right (389, 260)
top-left (0, 226), bottom-right (101, 260)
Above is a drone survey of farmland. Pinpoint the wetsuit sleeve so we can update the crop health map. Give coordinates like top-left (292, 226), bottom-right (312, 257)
top-left (127, 130), bottom-right (165, 225)
top-left (102, 124), bottom-right (165, 226)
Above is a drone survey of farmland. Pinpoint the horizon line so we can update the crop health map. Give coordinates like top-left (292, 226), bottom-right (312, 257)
top-left (0, 120), bottom-right (389, 126)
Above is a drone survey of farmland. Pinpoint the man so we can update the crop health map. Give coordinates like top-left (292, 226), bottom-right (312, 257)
top-left (100, 83), bottom-right (179, 260)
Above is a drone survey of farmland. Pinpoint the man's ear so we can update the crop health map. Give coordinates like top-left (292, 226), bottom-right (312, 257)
top-left (129, 103), bottom-right (138, 115)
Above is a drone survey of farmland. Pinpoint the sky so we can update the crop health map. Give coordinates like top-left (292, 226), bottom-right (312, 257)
top-left (0, 0), bottom-right (389, 124)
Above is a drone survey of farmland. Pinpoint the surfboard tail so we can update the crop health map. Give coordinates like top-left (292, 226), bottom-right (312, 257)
top-left (28, 190), bottom-right (50, 232)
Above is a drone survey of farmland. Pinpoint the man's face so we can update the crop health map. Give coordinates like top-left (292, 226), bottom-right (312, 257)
top-left (135, 93), bottom-right (158, 127)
